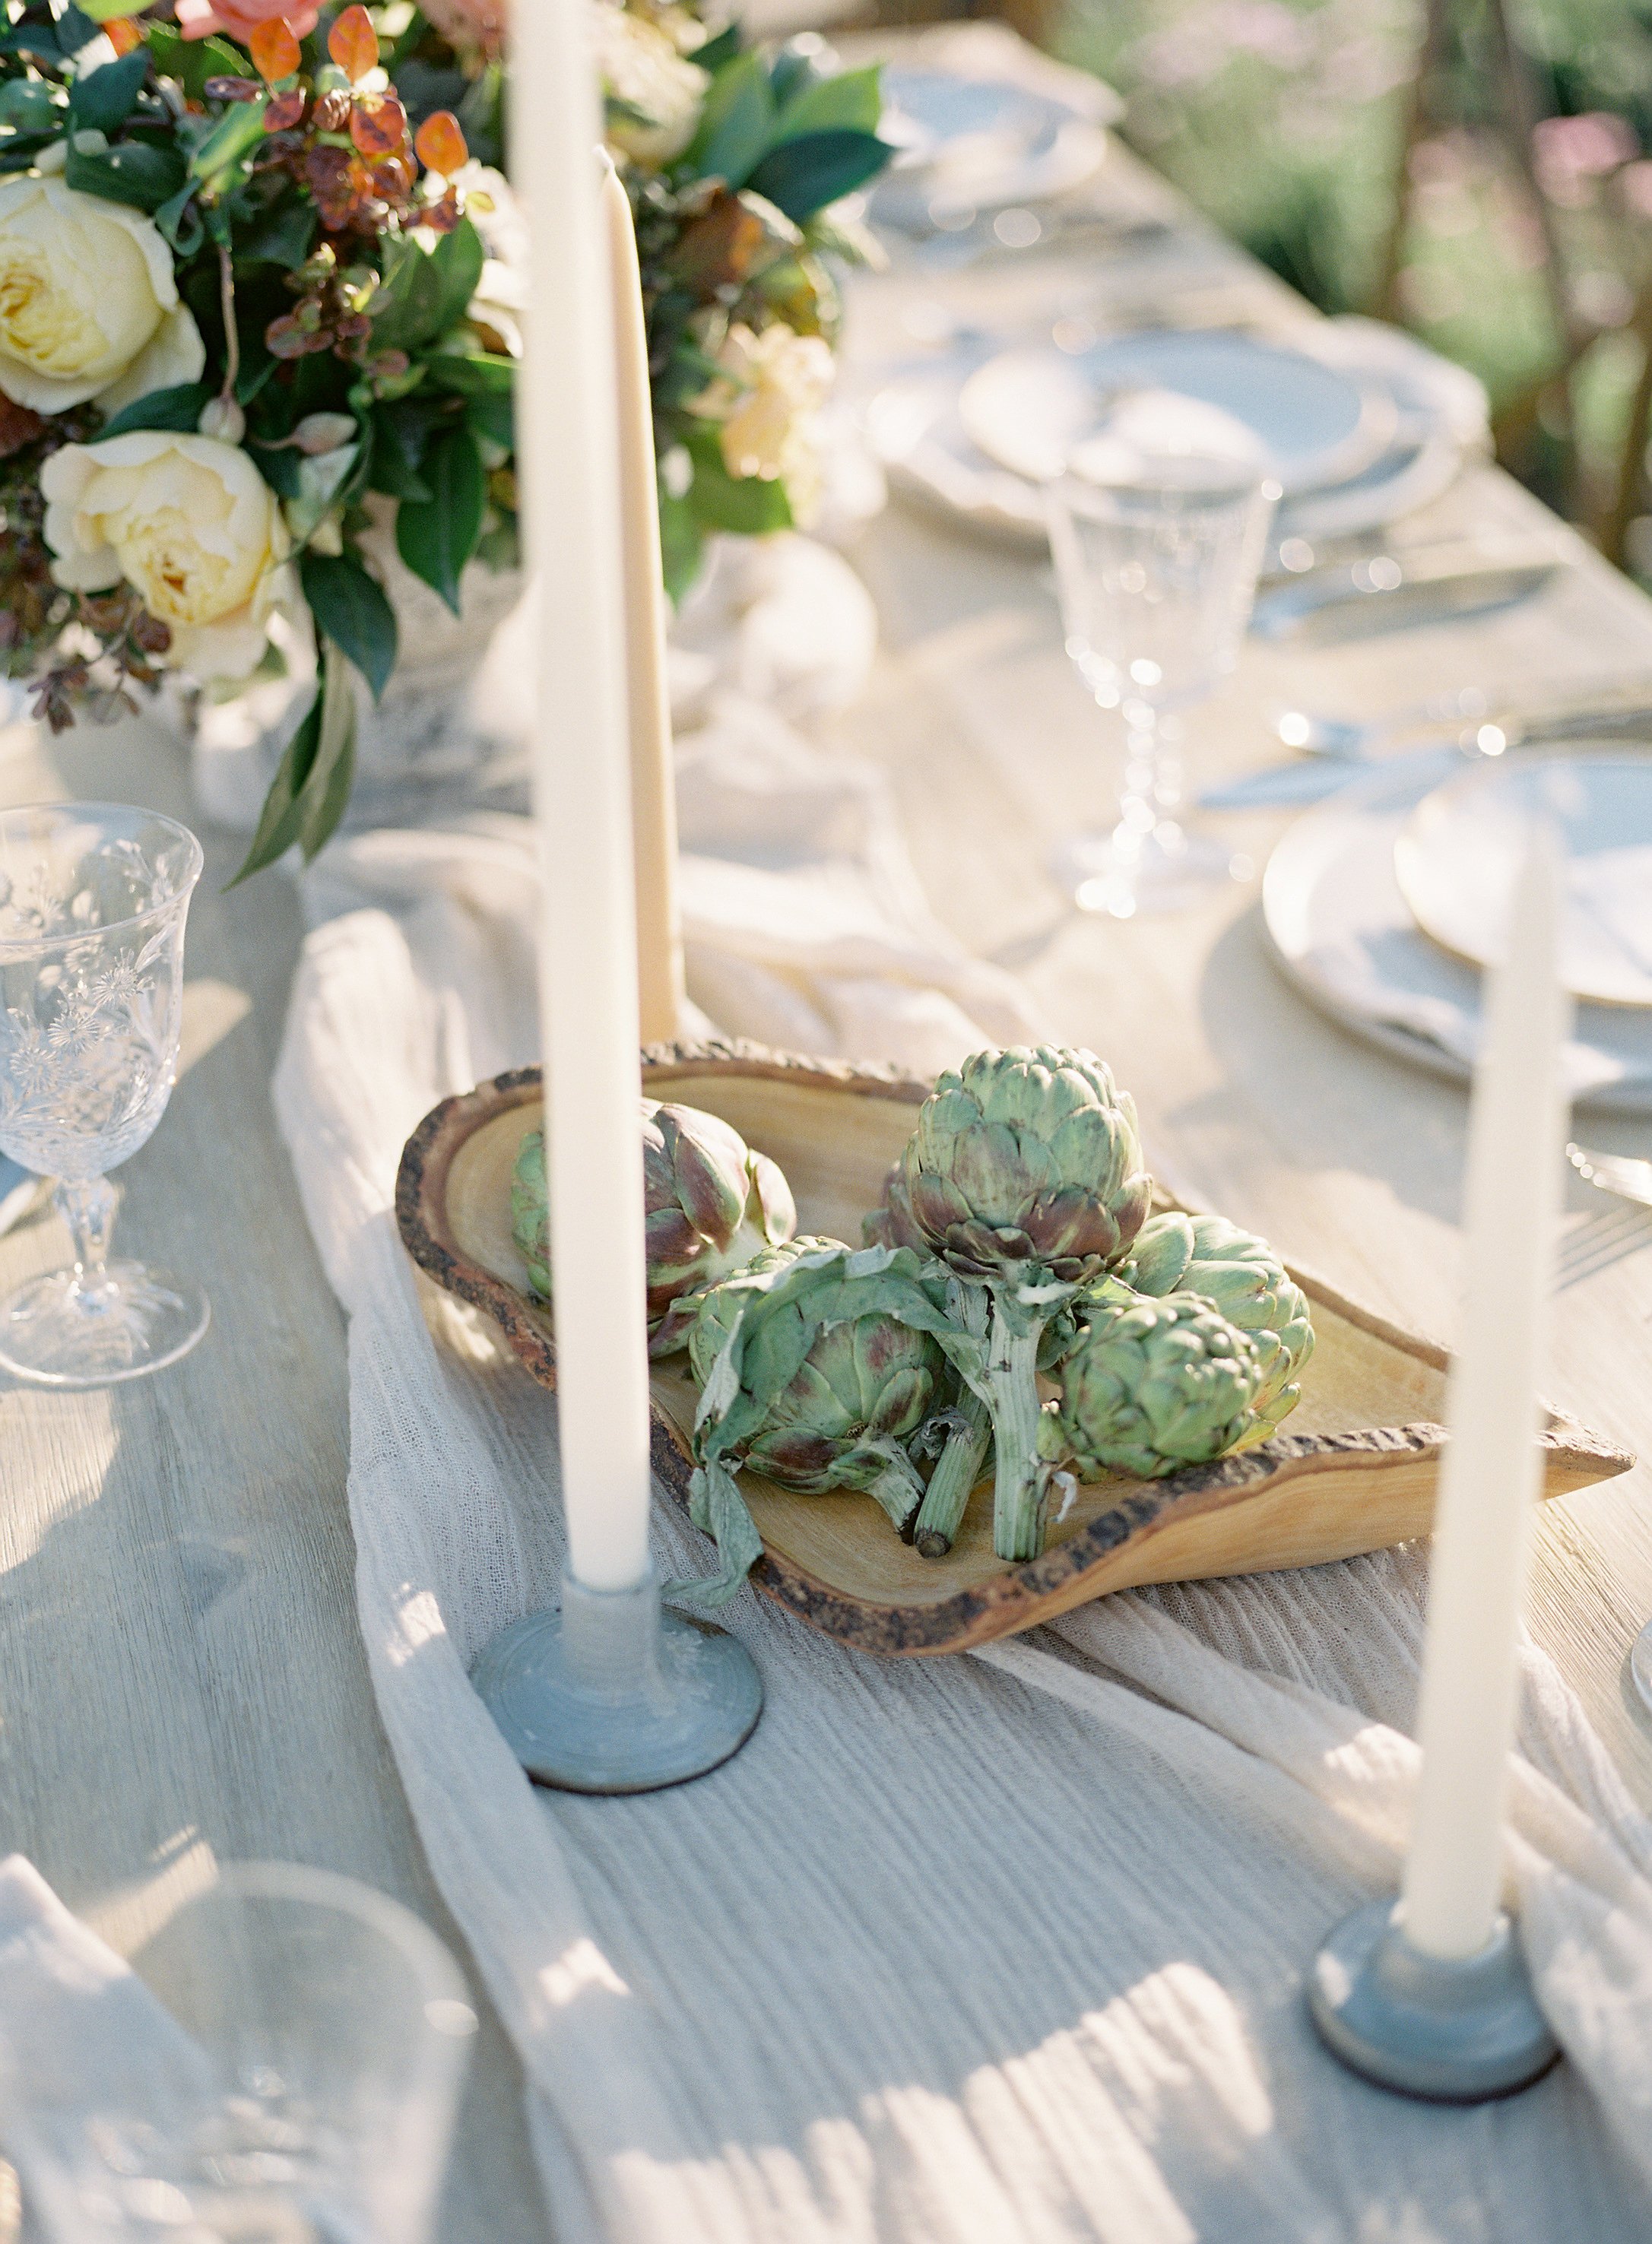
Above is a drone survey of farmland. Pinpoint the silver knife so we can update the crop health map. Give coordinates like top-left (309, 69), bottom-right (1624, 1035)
top-left (1250, 547), bottom-right (1563, 642)
top-left (1200, 702), bottom-right (1652, 811)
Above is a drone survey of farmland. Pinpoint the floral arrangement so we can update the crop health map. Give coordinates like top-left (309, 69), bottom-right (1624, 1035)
top-left (395, 0), bottom-right (896, 599)
top-left (512, 1044), bottom-right (1317, 1601)
top-left (0, 0), bottom-right (515, 876)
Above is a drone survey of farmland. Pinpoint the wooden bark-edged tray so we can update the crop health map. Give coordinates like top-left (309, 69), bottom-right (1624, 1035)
top-left (395, 1043), bottom-right (1633, 1657)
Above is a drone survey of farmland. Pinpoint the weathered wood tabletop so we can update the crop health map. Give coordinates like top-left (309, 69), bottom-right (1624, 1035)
top-left (5, 81), bottom-right (1652, 2244)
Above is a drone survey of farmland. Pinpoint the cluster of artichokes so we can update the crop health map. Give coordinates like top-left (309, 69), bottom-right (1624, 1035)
top-left (510, 1044), bottom-right (1314, 1602)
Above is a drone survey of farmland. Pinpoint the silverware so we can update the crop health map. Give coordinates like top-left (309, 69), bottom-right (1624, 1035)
top-left (1250, 544), bottom-right (1562, 642)
top-left (1566, 1142), bottom-right (1652, 1210)
top-left (1272, 680), bottom-right (1652, 759)
top-left (1200, 705), bottom-right (1652, 811)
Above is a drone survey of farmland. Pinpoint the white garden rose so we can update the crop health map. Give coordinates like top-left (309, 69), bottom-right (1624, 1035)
top-left (691, 322), bottom-right (835, 522)
top-left (593, 0), bottom-right (709, 169)
top-left (41, 431), bottom-right (295, 681)
top-left (0, 177), bottom-right (204, 414)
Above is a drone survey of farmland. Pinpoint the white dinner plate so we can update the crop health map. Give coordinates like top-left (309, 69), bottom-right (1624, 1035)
top-left (957, 330), bottom-right (1396, 495)
top-left (1261, 751), bottom-right (1652, 1111)
top-left (871, 68), bottom-right (1111, 230)
top-left (1394, 752), bottom-right (1652, 1009)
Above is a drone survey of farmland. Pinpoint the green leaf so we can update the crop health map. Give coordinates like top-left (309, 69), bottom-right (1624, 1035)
top-left (144, 24), bottom-right (249, 101)
top-left (78, 0), bottom-right (152, 18)
top-left (772, 65), bottom-right (882, 141)
top-left (426, 351), bottom-right (513, 397)
top-left (227, 643), bottom-right (356, 885)
top-left (154, 181), bottom-right (203, 256)
top-left (395, 426), bottom-right (485, 613)
top-left (97, 382), bottom-right (212, 438)
top-left (744, 128), bottom-right (893, 224)
top-left (426, 216), bottom-right (485, 337)
top-left (463, 390), bottom-right (513, 449)
top-left (190, 95), bottom-right (267, 192)
top-left (369, 392), bottom-right (453, 499)
top-left (692, 21), bottom-right (741, 74)
top-left (236, 195), bottom-right (316, 268)
top-left (685, 431), bottom-right (792, 535)
top-left (658, 483), bottom-right (705, 607)
top-left (300, 551), bottom-right (397, 703)
top-left (0, 81), bottom-right (62, 130)
top-left (368, 445), bottom-right (432, 503)
top-left (65, 137), bottom-right (187, 212)
top-left (369, 235), bottom-right (445, 355)
top-left (69, 48), bottom-right (147, 134)
top-left (687, 50), bottom-right (774, 189)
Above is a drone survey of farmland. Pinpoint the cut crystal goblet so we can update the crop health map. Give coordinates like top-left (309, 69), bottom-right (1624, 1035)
top-left (0, 802), bottom-right (208, 1387)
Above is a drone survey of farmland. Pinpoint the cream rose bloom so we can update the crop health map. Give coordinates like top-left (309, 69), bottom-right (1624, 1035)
top-left (692, 322), bottom-right (835, 522)
top-left (42, 432), bottom-right (294, 680)
top-left (0, 176), bottom-right (204, 415)
top-left (593, 1), bottom-right (709, 168)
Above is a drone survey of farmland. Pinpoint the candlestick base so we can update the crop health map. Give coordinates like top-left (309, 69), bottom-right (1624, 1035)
top-left (470, 1572), bottom-right (762, 1794)
top-left (1307, 1900), bottom-right (1559, 2103)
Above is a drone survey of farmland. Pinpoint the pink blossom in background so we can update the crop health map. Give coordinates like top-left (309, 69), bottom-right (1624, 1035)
top-left (175, 0), bottom-right (322, 41)
top-left (418, 0), bottom-right (508, 56)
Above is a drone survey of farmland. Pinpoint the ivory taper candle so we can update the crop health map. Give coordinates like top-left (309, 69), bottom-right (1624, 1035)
top-left (1400, 829), bottom-right (1571, 1958)
top-left (602, 159), bottom-right (685, 1047)
top-left (510, 2), bottom-right (652, 1592)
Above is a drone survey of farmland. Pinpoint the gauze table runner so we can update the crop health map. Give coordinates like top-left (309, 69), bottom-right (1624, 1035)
top-left (270, 689), bottom-right (1652, 2240)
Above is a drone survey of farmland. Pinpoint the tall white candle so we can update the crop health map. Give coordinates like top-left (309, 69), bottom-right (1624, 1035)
top-left (1401, 830), bottom-right (1571, 1958)
top-left (510, 2), bottom-right (652, 1593)
top-left (601, 160), bottom-right (686, 1048)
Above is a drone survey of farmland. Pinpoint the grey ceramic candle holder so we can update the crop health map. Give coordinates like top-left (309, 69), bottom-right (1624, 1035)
top-left (1308, 1897), bottom-right (1559, 2102)
top-left (471, 1571), bottom-right (763, 1794)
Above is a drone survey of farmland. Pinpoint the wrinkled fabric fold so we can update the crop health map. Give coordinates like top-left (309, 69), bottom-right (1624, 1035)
top-left (272, 857), bottom-right (1652, 2239)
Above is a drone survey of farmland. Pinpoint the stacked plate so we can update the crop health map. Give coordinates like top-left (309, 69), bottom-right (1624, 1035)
top-left (1264, 747), bottom-right (1652, 1111)
top-left (871, 63), bottom-right (1117, 234)
top-left (866, 317), bottom-right (1489, 557)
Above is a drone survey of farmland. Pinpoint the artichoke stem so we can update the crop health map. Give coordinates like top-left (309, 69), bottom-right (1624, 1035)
top-left (983, 1306), bottom-right (1048, 1562)
top-left (858, 1453), bottom-right (927, 1541)
top-left (913, 1388), bottom-right (992, 1558)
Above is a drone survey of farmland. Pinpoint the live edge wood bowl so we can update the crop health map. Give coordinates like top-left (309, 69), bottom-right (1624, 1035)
top-left (396, 1042), bottom-right (1632, 1659)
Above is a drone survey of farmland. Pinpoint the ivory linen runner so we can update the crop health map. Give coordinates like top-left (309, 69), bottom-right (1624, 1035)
top-left (272, 704), bottom-right (1652, 2239)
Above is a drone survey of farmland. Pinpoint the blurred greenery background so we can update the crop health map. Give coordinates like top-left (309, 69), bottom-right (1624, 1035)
top-left (1047, 0), bottom-right (1652, 574)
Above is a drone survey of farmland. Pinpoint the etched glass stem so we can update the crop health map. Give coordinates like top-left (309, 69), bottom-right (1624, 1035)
top-left (56, 1176), bottom-right (116, 1295)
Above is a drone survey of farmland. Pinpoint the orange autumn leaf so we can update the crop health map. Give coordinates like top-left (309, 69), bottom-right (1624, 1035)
top-left (350, 90), bottom-right (407, 157)
top-left (414, 109), bottom-right (468, 176)
top-left (249, 17), bottom-right (302, 80)
top-left (105, 17), bottom-right (143, 55)
top-left (328, 3), bottom-right (378, 82)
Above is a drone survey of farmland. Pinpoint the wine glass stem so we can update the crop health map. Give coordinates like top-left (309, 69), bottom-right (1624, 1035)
top-left (56, 1177), bottom-right (116, 1295)
top-left (1115, 700), bottom-right (1162, 852)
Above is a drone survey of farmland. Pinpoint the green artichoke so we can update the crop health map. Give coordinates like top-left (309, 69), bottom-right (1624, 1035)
top-left (511, 1099), bottom-right (796, 1355)
top-left (1045, 1295), bottom-right (1267, 1482)
top-left (682, 1238), bottom-right (965, 1602)
top-left (861, 1159), bottom-right (927, 1254)
top-left (898, 1045), bottom-right (1152, 1283)
top-left (1112, 1212), bottom-right (1314, 1440)
top-left (891, 1045), bottom-right (1153, 1561)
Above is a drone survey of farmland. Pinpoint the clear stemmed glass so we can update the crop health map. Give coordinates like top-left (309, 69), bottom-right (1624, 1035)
top-left (17, 1861), bottom-right (476, 2244)
top-left (0, 802), bottom-right (208, 1386)
top-left (1045, 427), bottom-right (1276, 918)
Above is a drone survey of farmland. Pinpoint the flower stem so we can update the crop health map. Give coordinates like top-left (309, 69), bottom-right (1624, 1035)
top-left (913, 1388), bottom-right (991, 1558)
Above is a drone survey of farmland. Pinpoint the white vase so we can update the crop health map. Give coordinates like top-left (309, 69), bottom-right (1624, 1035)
top-left (189, 514), bottom-right (529, 835)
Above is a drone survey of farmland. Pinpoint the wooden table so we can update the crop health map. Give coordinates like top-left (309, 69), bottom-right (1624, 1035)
top-left (5, 110), bottom-right (1652, 2244)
